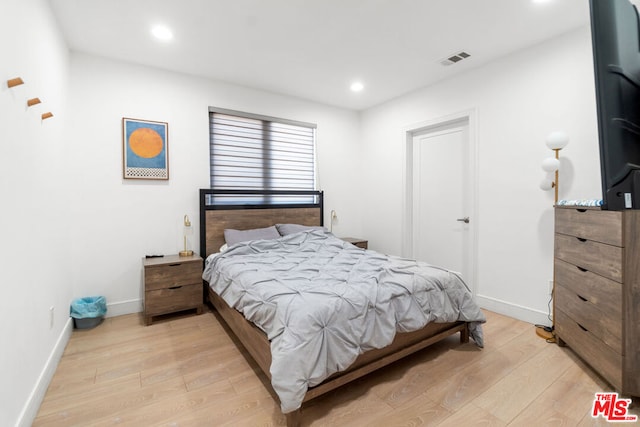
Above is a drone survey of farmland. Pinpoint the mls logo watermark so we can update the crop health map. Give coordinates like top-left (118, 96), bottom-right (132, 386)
top-left (591, 392), bottom-right (638, 422)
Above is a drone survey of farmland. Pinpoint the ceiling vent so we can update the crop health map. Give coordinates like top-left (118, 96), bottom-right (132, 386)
top-left (440, 51), bottom-right (471, 66)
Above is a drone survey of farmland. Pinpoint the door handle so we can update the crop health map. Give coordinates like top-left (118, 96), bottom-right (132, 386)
top-left (456, 217), bottom-right (470, 224)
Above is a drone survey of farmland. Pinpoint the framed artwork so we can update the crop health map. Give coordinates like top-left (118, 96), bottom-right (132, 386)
top-left (122, 117), bottom-right (169, 180)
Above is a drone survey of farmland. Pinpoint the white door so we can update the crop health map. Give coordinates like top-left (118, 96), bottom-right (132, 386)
top-left (412, 121), bottom-right (471, 282)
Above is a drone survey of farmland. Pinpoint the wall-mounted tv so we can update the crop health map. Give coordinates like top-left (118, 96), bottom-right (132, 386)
top-left (590, 0), bottom-right (640, 210)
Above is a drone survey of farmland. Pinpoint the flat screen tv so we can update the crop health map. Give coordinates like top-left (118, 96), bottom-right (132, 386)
top-left (590, 0), bottom-right (640, 210)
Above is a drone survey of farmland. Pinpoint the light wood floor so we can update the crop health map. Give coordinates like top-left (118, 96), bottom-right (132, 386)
top-left (34, 308), bottom-right (638, 426)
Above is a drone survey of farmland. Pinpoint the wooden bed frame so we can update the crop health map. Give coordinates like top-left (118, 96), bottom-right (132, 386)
top-left (199, 189), bottom-right (470, 426)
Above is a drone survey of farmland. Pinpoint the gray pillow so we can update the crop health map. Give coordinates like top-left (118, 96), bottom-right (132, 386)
top-left (224, 225), bottom-right (280, 246)
top-left (276, 223), bottom-right (327, 236)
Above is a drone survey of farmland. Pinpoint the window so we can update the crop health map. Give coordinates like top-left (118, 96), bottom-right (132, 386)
top-left (209, 108), bottom-right (317, 199)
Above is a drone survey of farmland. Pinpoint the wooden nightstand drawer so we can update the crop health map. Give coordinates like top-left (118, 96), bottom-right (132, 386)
top-left (143, 254), bottom-right (203, 325)
top-left (555, 207), bottom-right (622, 246)
top-left (554, 233), bottom-right (622, 282)
top-left (144, 261), bottom-right (202, 291)
top-left (555, 309), bottom-right (622, 390)
top-left (145, 283), bottom-right (202, 316)
top-left (555, 284), bottom-right (622, 352)
top-left (341, 237), bottom-right (368, 249)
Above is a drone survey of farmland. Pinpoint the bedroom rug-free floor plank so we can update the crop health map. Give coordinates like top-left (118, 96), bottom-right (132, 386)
top-left (33, 309), bottom-right (638, 426)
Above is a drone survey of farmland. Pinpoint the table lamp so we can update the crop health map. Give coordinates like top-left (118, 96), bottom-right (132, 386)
top-left (179, 214), bottom-right (194, 257)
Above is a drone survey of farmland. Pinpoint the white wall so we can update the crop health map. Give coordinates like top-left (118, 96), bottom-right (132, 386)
top-left (67, 53), bottom-right (362, 315)
top-left (0, 0), bottom-right (72, 425)
top-left (360, 27), bottom-right (601, 324)
top-left (2, 6), bottom-right (361, 424)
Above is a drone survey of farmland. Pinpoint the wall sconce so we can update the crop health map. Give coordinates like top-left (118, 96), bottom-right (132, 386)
top-left (179, 215), bottom-right (194, 257)
top-left (539, 131), bottom-right (569, 204)
top-left (330, 210), bottom-right (337, 233)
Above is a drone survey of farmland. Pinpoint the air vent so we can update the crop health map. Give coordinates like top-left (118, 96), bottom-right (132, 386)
top-left (440, 51), bottom-right (471, 66)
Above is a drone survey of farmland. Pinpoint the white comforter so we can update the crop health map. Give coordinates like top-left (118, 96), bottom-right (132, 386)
top-left (202, 230), bottom-right (485, 413)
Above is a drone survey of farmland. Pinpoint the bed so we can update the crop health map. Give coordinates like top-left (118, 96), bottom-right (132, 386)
top-left (199, 189), bottom-right (485, 426)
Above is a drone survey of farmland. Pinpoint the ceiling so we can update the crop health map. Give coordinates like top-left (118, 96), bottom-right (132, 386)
top-left (49, 0), bottom-right (590, 111)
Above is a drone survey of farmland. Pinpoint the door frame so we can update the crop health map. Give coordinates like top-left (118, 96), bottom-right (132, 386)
top-left (401, 108), bottom-right (479, 295)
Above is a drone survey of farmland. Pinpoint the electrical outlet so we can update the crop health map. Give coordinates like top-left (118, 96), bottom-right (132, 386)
top-left (49, 306), bottom-right (55, 329)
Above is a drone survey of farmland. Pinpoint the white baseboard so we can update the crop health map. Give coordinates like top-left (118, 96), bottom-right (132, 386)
top-left (16, 317), bottom-right (73, 427)
top-left (476, 294), bottom-right (552, 327)
top-left (15, 299), bottom-right (142, 426)
top-left (106, 298), bottom-right (142, 318)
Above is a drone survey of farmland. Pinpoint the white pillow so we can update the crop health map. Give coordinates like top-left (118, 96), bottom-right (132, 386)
top-left (275, 223), bottom-right (327, 236)
top-left (223, 225), bottom-right (280, 246)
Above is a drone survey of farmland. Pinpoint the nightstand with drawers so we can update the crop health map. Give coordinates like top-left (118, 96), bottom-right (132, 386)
top-left (341, 237), bottom-right (368, 249)
top-left (142, 254), bottom-right (203, 325)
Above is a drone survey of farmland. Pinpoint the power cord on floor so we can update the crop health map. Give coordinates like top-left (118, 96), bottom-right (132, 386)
top-left (535, 324), bottom-right (556, 343)
top-left (534, 291), bottom-right (556, 343)
top-left (534, 324), bottom-right (553, 333)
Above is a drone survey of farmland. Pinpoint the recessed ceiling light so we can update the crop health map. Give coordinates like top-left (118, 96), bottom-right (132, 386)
top-left (350, 82), bottom-right (364, 92)
top-left (531, 0), bottom-right (552, 3)
top-left (151, 25), bottom-right (173, 41)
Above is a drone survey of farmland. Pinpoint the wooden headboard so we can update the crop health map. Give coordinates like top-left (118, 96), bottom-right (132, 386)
top-left (199, 189), bottom-right (324, 258)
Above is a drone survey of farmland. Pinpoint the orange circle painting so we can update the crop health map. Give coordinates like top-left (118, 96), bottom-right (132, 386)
top-left (128, 127), bottom-right (163, 158)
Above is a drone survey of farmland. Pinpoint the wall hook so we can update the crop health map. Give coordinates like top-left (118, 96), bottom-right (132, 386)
top-left (7, 77), bottom-right (24, 88)
top-left (41, 112), bottom-right (53, 120)
top-left (27, 98), bottom-right (41, 107)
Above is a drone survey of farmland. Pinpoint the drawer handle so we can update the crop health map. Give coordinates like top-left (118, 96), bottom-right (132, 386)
top-left (169, 263), bottom-right (182, 267)
top-left (169, 285), bottom-right (183, 290)
top-left (577, 266), bottom-right (588, 273)
top-left (576, 237), bottom-right (587, 243)
top-left (576, 208), bottom-right (587, 213)
top-left (577, 294), bottom-right (588, 302)
top-left (577, 323), bottom-right (588, 332)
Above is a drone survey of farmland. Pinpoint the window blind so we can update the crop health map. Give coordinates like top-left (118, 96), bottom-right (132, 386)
top-left (209, 108), bottom-right (317, 197)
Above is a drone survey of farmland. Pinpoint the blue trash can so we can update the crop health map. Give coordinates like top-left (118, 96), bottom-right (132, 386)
top-left (70, 296), bottom-right (107, 329)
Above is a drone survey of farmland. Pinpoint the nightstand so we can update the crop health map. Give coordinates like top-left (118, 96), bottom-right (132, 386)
top-left (341, 237), bottom-right (368, 249)
top-left (142, 254), bottom-right (203, 325)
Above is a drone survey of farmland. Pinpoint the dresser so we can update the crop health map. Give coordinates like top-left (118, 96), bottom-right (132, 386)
top-left (143, 254), bottom-right (203, 325)
top-left (554, 206), bottom-right (640, 399)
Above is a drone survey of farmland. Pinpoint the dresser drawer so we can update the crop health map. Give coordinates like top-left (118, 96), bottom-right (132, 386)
top-left (555, 284), bottom-right (622, 352)
top-left (555, 207), bottom-right (622, 246)
top-left (554, 259), bottom-right (622, 318)
top-left (145, 283), bottom-right (201, 315)
top-left (145, 261), bottom-right (202, 291)
top-left (554, 233), bottom-right (622, 282)
top-left (556, 309), bottom-right (622, 390)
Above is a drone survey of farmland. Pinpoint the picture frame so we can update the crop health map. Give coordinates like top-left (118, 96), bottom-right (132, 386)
top-left (122, 117), bottom-right (169, 180)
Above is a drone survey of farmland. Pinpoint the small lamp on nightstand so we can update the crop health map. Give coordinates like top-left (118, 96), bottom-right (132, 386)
top-left (179, 214), bottom-right (194, 257)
